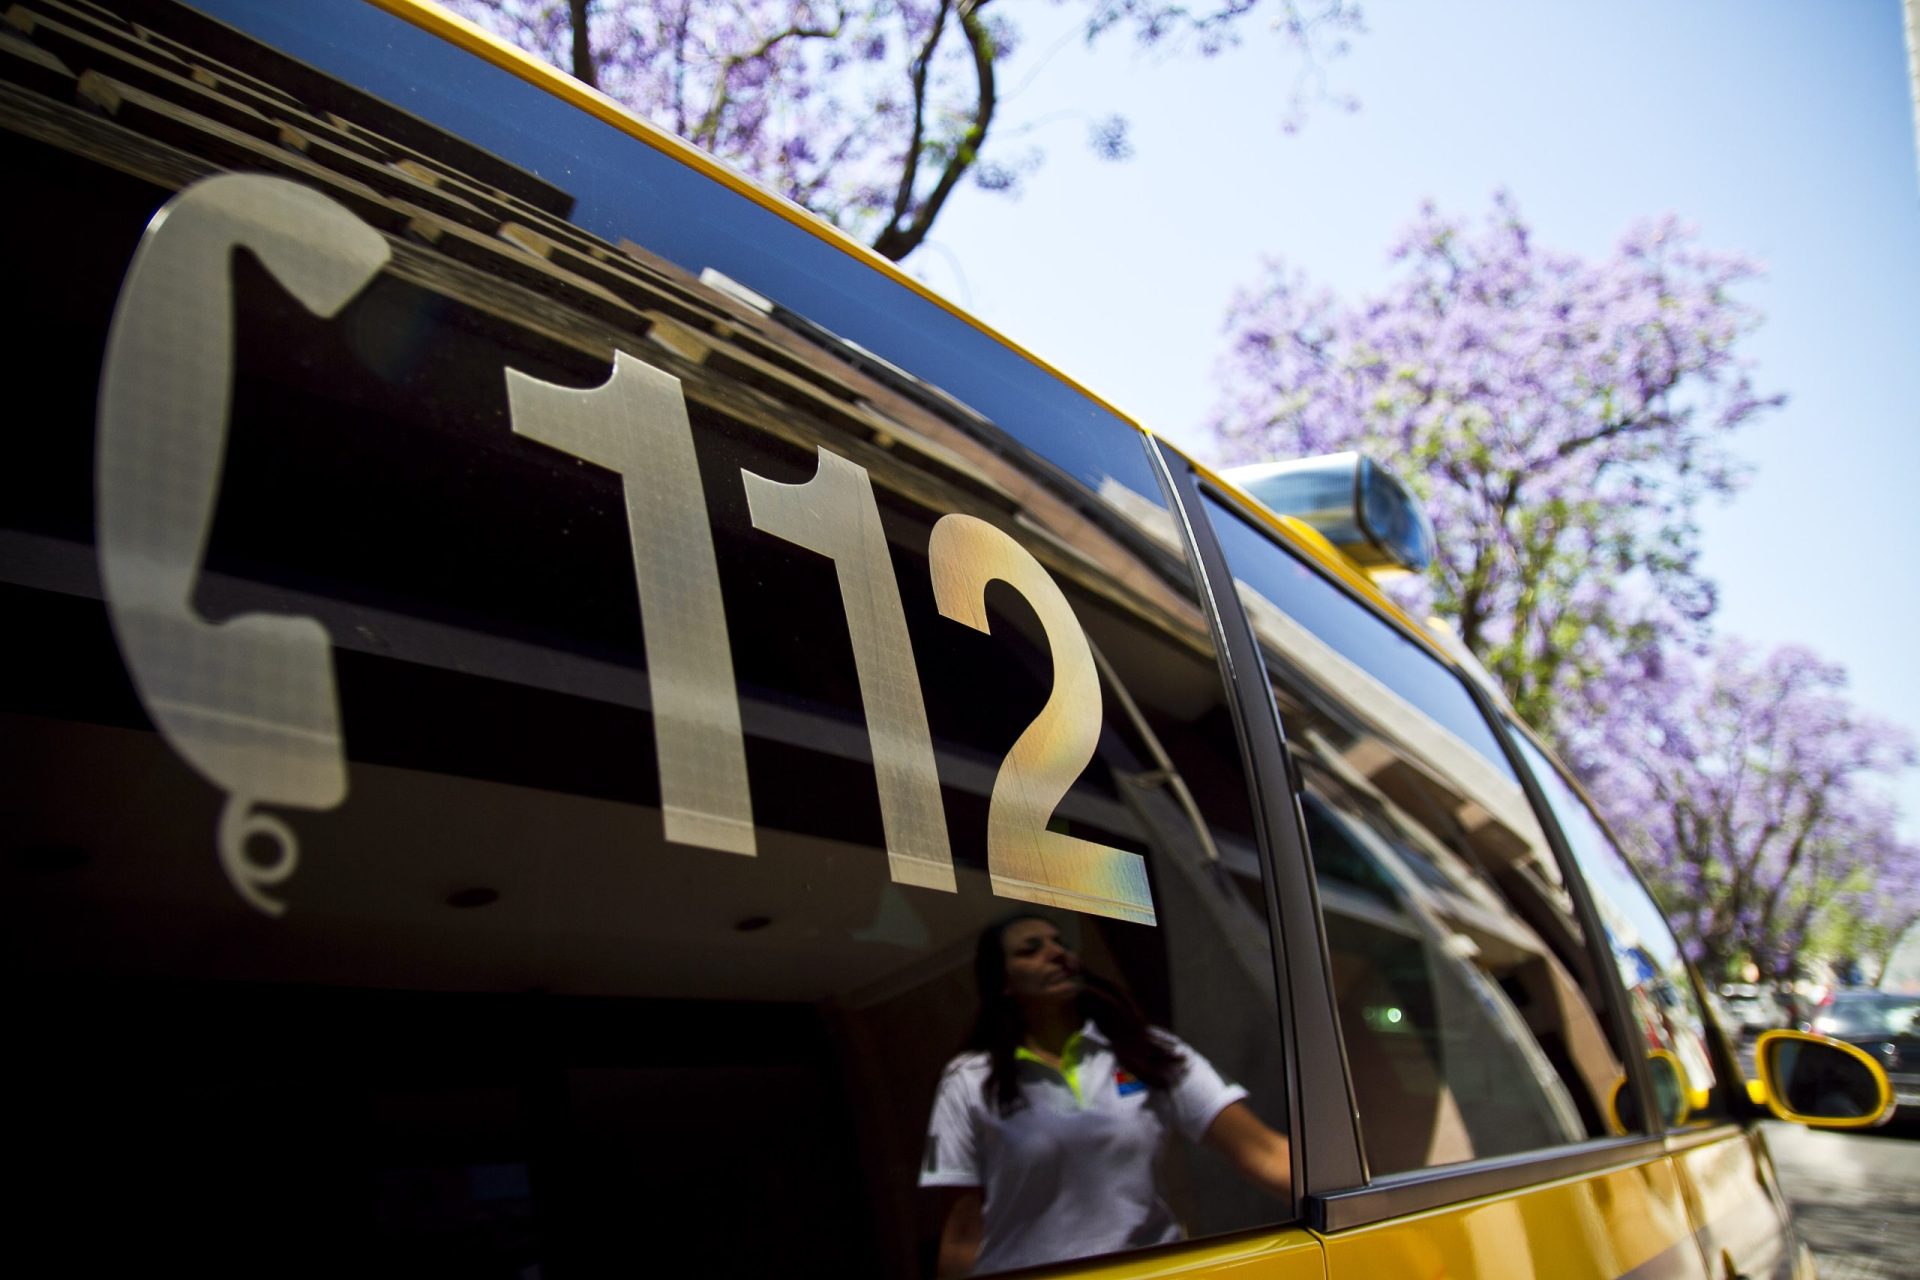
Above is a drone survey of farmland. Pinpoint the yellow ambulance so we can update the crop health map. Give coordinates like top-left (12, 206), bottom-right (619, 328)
top-left (0, 1), bottom-right (1891, 1275)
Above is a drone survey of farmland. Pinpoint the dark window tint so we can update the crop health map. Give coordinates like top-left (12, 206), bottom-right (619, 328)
top-left (0, 12), bottom-right (1289, 1275)
top-left (186, 0), bottom-right (1169, 509)
top-left (1508, 732), bottom-right (1727, 1130)
top-left (1202, 497), bottom-right (1631, 1175)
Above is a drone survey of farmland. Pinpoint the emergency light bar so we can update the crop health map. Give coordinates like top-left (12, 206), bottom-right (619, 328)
top-left (1224, 452), bottom-right (1437, 574)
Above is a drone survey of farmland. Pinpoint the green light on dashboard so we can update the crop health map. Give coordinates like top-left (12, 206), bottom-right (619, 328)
top-left (1362, 1005), bottom-right (1410, 1032)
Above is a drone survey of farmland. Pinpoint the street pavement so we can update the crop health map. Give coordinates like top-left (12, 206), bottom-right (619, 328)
top-left (1763, 1119), bottom-right (1920, 1280)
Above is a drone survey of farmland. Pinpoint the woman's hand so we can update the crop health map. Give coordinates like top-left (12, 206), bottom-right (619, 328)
top-left (934, 1187), bottom-right (984, 1277)
top-left (1202, 1100), bottom-right (1294, 1200)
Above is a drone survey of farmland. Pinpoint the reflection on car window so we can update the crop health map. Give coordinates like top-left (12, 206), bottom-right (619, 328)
top-left (1204, 497), bottom-right (1631, 1175)
top-left (0, 11), bottom-right (1293, 1272)
top-left (1210, 514), bottom-right (1514, 775)
top-left (1817, 994), bottom-right (1920, 1037)
top-left (920, 915), bottom-right (1293, 1275)
top-left (196, 0), bottom-right (1177, 509)
top-left (1509, 732), bottom-right (1727, 1129)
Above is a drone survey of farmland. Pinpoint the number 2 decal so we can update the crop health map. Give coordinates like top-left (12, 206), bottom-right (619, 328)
top-left (98, 174), bottom-right (1156, 925)
top-left (929, 516), bottom-right (1155, 925)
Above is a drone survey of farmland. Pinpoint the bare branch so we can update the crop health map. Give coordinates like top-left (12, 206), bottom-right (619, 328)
top-left (882, 0), bottom-right (955, 235)
top-left (872, 0), bottom-right (997, 262)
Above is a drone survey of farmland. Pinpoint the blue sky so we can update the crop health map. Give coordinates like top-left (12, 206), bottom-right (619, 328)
top-left (908, 1), bottom-right (1920, 837)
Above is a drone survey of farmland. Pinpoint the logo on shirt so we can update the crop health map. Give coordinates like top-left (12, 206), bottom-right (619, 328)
top-left (1114, 1069), bottom-right (1145, 1098)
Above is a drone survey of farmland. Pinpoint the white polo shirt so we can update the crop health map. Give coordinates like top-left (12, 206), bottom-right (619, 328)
top-left (919, 1021), bottom-right (1247, 1275)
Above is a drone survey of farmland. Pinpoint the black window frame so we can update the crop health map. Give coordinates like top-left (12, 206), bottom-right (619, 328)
top-left (1152, 447), bottom-right (1366, 1201)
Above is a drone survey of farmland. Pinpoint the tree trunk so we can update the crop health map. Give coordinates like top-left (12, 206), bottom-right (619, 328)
top-left (569, 0), bottom-right (597, 89)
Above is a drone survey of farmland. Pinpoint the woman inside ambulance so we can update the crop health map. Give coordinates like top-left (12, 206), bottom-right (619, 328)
top-left (920, 915), bottom-right (1295, 1276)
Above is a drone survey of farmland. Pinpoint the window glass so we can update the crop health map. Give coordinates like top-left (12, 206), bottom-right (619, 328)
top-left (1816, 992), bottom-right (1920, 1038)
top-left (187, 0), bottom-right (1171, 510)
top-left (1204, 496), bottom-right (1632, 1175)
top-left (1209, 512), bottom-right (1514, 774)
top-left (1509, 733), bottom-right (1728, 1130)
top-left (0, 9), bottom-right (1291, 1275)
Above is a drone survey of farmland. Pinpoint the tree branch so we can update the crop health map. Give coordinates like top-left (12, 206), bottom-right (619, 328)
top-left (1752, 788), bottom-right (1828, 951)
top-left (693, 9), bottom-right (848, 149)
top-left (872, 0), bottom-right (996, 261)
top-left (568, 0), bottom-right (597, 89)
top-left (885, 0), bottom-right (953, 231)
top-left (1549, 398), bottom-right (1680, 465)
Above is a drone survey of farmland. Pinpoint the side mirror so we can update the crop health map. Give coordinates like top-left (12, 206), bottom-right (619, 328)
top-left (1606, 1048), bottom-right (1693, 1133)
top-left (1753, 1030), bottom-right (1894, 1128)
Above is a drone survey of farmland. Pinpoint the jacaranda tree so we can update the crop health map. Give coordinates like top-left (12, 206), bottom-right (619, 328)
top-left (1571, 641), bottom-right (1920, 981)
top-left (1209, 192), bottom-right (1780, 734)
top-left (443, 0), bottom-right (1362, 259)
top-left (1203, 194), bottom-right (1920, 976)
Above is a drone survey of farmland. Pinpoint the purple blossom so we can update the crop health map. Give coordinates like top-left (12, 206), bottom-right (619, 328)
top-left (972, 161), bottom-right (1020, 192)
top-left (1207, 194), bottom-right (1782, 731)
top-left (1204, 194), bottom-right (1914, 974)
top-left (1576, 639), bottom-right (1920, 977)
top-left (1088, 113), bottom-right (1133, 160)
top-left (446, 1), bottom-right (1360, 255)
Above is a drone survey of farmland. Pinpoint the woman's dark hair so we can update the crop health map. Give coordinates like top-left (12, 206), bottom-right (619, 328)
top-left (967, 913), bottom-right (1184, 1115)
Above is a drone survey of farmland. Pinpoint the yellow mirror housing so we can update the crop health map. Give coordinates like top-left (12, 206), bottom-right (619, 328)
top-left (1753, 1029), bottom-right (1894, 1129)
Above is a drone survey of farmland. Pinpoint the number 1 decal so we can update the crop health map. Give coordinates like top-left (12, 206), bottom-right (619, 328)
top-left (743, 448), bottom-right (956, 891)
top-left (505, 352), bottom-right (756, 856)
top-left (929, 515), bottom-right (1156, 925)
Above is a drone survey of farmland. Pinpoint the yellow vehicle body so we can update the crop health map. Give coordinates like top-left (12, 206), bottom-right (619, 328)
top-left (1323, 1160), bottom-right (1700, 1280)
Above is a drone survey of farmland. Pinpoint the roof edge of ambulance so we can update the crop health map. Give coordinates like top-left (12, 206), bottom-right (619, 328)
top-left (370, 0), bottom-right (1451, 666)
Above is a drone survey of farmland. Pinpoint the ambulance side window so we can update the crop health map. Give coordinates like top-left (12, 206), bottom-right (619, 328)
top-left (1202, 495), bottom-right (1638, 1175)
top-left (0, 33), bottom-right (1297, 1265)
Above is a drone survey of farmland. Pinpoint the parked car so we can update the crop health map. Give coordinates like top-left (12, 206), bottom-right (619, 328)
top-left (1811, 990), bottom-right (1920, 1118)
top-left (0, 1), bottom-right (1891, 1277)
top-left (1718, 983), bottom-right (1778, 1035)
